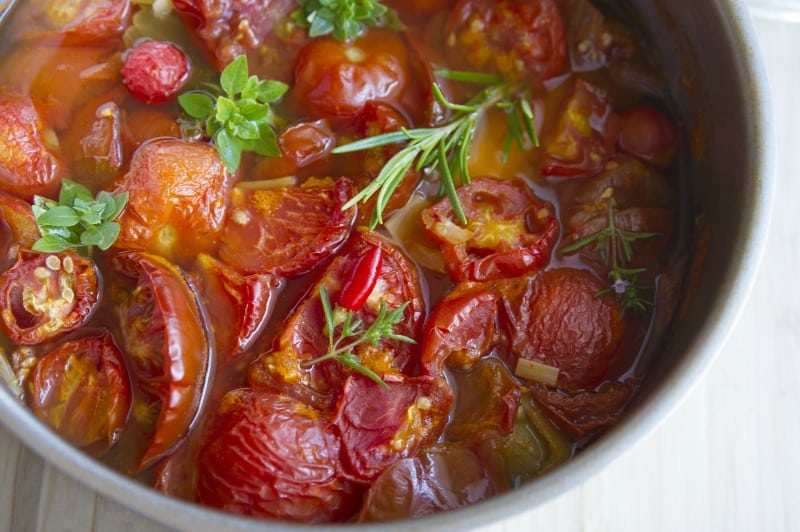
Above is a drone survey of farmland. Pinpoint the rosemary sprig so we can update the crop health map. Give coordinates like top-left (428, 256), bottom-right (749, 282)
top-left (333, 71), bottom-right (539, 228)
top-left (559, 188), bottom-right (660, 314)
top-left (302, 286), bottom-right (415, 388)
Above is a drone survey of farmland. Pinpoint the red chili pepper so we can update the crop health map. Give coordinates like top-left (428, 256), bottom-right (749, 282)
top-left (339, 245), bottom-right (383, 311)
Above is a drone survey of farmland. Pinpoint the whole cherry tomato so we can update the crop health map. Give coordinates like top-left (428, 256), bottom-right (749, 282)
top-left (0, 93), bottom-right (66, 201)
top-left (617, 106), bottom-right (679, 167)
top-left (122, 40), bottom-right (191, 104)
top-left (113, 138), bottom-right (233, 267)
top-left (293, 29), bottom-right (412, 118)
top-left (331, 374), bottom-right (454, 482)
top-left (540, 78), bottom-right (620, 179)
top-left (218, 177), bottom-right (356, 277)
top-left (196, 388), bottom-right (362, 522)
top-left (0, 191), bottom-right (41, 272)
top-left (445, 0), bottom-right (567, 84)
top-left (111, 251), bottom-right (211, 470)
top-left (421, 178), bottom-right (558, 282)
top-left (0, 250), bottom-right (100, 345)
top-left (248, 232), bottom-right (425, 412)
top-left (359, 440), bottom-right (508, 522)
top-left (27, 330), bottom-right (131, 450)
top-left (191, 253), bottom-right (279, 361)
top-left (15, 0), bottom-right (131, 45)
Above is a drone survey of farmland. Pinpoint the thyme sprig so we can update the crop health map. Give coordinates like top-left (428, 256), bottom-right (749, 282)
top-left (302, 285), bottom-right (415, 388)
top-left (333, 70), bottom-right (539, 228)
top-left (559, 188), bottom-right (660, 314)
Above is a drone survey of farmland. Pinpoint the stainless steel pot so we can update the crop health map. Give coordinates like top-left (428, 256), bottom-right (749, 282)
top-left (0, 0), bottom-right (774, 529)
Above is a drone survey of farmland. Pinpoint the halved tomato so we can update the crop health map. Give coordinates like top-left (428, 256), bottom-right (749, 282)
top-left (0, 191), bottom-right (41, 272)
top-left (111, 251), bottom-right (211, 470)
top-left (0, 250), bottom-right (100, 345)
top-left (15, 0), bottom-right (131, 45)
top-left (530, 381), bottom-right (633, 438)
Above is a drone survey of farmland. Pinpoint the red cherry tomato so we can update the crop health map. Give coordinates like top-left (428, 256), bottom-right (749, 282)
top-left (16, 0), bottom-right (131, 45)
top-left (122, 40), bottom-right (191, 104)
top-left (218, 177), bottom-right (356, 277)
top-left (0, 93), bottom-right (66, 201)
top-left (359, 441), bottom-right (508, 522)
top-left (617, 106), bottom-right (679, 167)
top-left (293, 29), bottom-right (411, 118)
top-left (498, 268), bottom-right (625, 391)
top-left (191, 253), bottom-right (279, 361)
top-left (445, 0), bottom-right (567, 83)
top-left (331, 374), bottom-right (454, 482)
top-left (27, 330), bottom-right (131, 450)
top-left (0, 250), bottom-right (100, 345)
top-left (540, 78), bottom-right (620, 179)
top-left (559, 0), bottom-right (636, 72)
top-left (248, 232), bottom-right (425, 412)
top-left (111, 251), bottom-right (211, 470)
top-left (113, 138), bottom-right (233, 267)
top-left (279, 119), bottom-right (335, 168)
top-left (530, 381), bottom-right (633, 437)
top-left (196, 388), bottom-right (362, 522)
top-left (0, 191), bottom-right (41, 272)
top-left (421, 178), bottom-right (558, 282)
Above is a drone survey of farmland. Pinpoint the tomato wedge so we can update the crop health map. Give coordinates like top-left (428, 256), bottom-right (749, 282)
top-left (0, 250), bottom-right (100, 345)
top-left (27, 330), bottom-right (131, 451)
top-left (111, 251), bottom-right (211, 470)
top-left (0, 191), bottom-right (41, 272)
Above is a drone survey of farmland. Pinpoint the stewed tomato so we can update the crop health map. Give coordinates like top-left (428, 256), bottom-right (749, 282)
top-left (530, 381), bottom-right (633, 437)
top-left (218, 177), bottom-right (355, 277)
top-left (292, 29), bottom-right (412, 118)
top-left (26, 330), bottom-right (131, 450)
top-left (15, 0), bottom-right (131, 45)
top-left (113, 138), bottom-right (233, 267)
top-left (445, 0), bottom-right (567, 84)
top-left (0, 192), bottom-right (40, 272)
top-left (0, 93), bottom-right (66, 201)
top-left (0, 250), bottom-right (100, 345)
top-left (196, 388), bottom-right (362, 522)
top-left (617, 106), bottom-right (679, 167)
top-left (111, 251), bottom-right (211, 470)
top-left (248, 232), bottom-right (425, 411)
top-left (421, 178), bottom-right (558, 282)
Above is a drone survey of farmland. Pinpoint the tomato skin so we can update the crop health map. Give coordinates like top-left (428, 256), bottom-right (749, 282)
top-left (421, 178), bottom-right (559, 282)
top-left (558, 0), bottom-right (636, 72)
top-left (498, 268), bottom-right (625, 391)
top-left (16, 0), bottom-right (131, 45)
top-left (122, 40), bottom-right (191, 105)
top-left (248, 232), bottom-right (425, 412)
top-left (385, 0), bottom-right (457, 21)
top-left (113, 138), bottom-right (233, 267)
top-left (0, 93), bottom-right (66, 201)
top-left (331, 374), bottom-right (454, 482)
top-left (191, 253), bottom-right (279, 361)
top-left (293, 29), bottom-right (411, 118)
top-left (27, 330), bottom-right (131, 450)
top-left (0, 192), bottom-right (41, 273)
top-left (540, 78), bottom-right (620, 179)
top-left (617, 106), bottom-right (679, 167)
top-left (218, 177), bottom-right (356, 277)
top-left (196, 388), bottom-right (362, 522)
top-left (530, 381), bottom-right (633, 438)
top-left (445, 0), bottom-right (567, 83)
top-left (111, 251), bottom-right (211, 470)
top-left (0, 250), bottom-right (100, 346)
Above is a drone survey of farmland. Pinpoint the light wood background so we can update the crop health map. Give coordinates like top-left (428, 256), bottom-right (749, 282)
top-left (0, 14), bottom-right (796, 532)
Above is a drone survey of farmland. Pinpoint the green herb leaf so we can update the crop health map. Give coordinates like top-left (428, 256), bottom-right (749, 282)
top-left (32, 179), bottom-right (129, 254)
top-left (293, 0), bottom-right (390, 41)
top-left (178, 92), bottom-right (215, 119)
top-left (220, 55), bottom-right (249, 96)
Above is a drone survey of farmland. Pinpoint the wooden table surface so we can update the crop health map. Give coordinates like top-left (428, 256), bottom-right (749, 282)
top-left (1, 14), bottom-right (796, 532)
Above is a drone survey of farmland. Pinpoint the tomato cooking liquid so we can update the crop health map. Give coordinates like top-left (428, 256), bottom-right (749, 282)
top-left (0, 0), bottom-right (690, 524)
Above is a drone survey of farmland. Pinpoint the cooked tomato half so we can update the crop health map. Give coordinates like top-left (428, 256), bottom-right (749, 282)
top-left (113, 138), bottom-right (233, 267)
top-left (191, 253), bottom-right (279, 361)
top-left (293, 29), bottom-right (412, 118)
top-left (196, 388), bottom-right (362, 523)
top-left (445, 0), bottom-right (567, 84)
top-left (218, 177), bottom-right (355, 277)
top-left (617, 106), bottom-right (679, 167)
top-left (421, 178), bottom-right (558, 282)
top-left (530, 381), bottom-right (633, 438)
top-left (559, 0), bottom-right (636, 72)
top-left (540, 78), bottom-right (620, 179)
top-left (16, 0), bottom-right (131, 45)
top-left (248, 232), bottom-right (425, 412)
top-left (0, 93), bottom-right (66, 201)
top-left (0, 250), bottom-right (100, 345)
top-left (111, 251), bottom-right (211, 470)
top-left (27, 330), bottom-right (131, 450)
top-left (331, 374), bottom-right (454, 482)
top-left (0, 191), bottom-right (41, 272)
top-left (359, 440), bottom-right (508, 522)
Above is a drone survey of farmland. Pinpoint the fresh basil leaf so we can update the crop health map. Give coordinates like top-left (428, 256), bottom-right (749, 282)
top-left (232, 119), bottom-right (261, 141)
top-left (58, 179), bottom-right (92, 206)
top-left (31, 235), bottom-right (72, 253)
top-left (110, 191), bottom-right (129, 220)
top-left (253, 124), bottom-right (281, 157)
top-left (36, 206), bottom-right (80, 227)
top-left (178, 92), bottom-right (215, 119)
top-left (220, 55), bottom-right (249, 96)
top-left (256, 80), bottom-right (288, 104)
top-left (215, 129), bottom-right (243, 172)
top-left (216, 96), bottom-right (237, 123)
